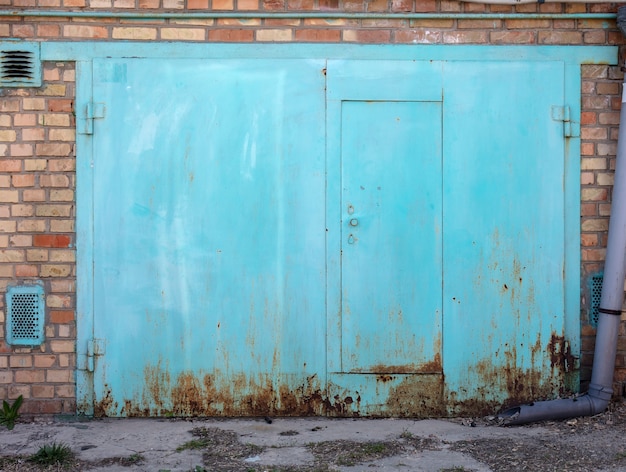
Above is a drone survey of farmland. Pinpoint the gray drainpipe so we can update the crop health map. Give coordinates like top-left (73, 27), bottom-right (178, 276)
top-left (497, 9), bottom-right (626, 425)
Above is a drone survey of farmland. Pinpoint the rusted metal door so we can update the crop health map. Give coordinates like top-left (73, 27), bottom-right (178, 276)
top-left (88, 58), bottom-right (328, 416)
top-left (442, 61), bottom-right (572, 415)
top-left (326, 61), bottom-right (445, 415)
top-left (82, 52), bottom-right (579, 418)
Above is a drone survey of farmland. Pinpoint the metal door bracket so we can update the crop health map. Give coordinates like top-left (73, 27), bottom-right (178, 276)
top-left (551, 105), bottom-right (579, 138)
top-left (86, 338), bottom-right (106, 373)
top-left (78, 102), bottom-right (105, 135)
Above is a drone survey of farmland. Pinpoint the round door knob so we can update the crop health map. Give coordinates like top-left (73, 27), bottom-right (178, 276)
top-left (350, 218), bottom-right (358, 227)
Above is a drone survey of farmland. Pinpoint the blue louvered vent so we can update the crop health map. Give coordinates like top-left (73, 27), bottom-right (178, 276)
top-left (589, 274), bottom-right (603, 327)
top-left (0, 43), bottom-right (41, 88)
top-left (6, 284), bottom-right (45, 345)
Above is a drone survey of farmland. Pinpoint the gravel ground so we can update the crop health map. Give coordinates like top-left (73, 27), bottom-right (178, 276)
top-left (2, 401), bottom-right (626, 472)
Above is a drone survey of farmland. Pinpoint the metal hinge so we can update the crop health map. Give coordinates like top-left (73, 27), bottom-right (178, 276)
top-left (551, 106), bottom-right (579, 138)
top-left (77, 102), bottom-right (105, 135)
top-left (86, 338), bottom-right (106, 373)
top-left (549, 337), bottom-right (579, 373)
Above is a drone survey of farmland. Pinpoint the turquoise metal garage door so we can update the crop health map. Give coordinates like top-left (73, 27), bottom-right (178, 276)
top-left (75, 46), bottom-right (597, 417)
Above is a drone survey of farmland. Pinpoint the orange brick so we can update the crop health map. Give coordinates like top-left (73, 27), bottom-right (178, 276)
top-left (12, 24), bottom-right (35, 38)
top-left (50, 189), bottom-right (74, 202)
top-left (0, 249), bottom-right (25, 262)
top-left (36, 205), bottom-right (72, 217)
top-left (46, 369), bottom-right (71, 382)
top-left (538, 30), bottom-right (583, 44)
top-left (50, 220), bottom-right (74, 232)
top-left (209, 29), bottom-right (254, 41)
top-left (55, 385), bottom-right (74, 398)
top-left (50, 280), bottom-right (75, 292)
top-left (34, 355), bottom-right (56, 368)
top-left (47, 294), bottom-right (72, 308)
top-left (15, 265), bottom-right (38, 277)
top-left (40, 175), bottom-right (70, 187)
top-left (48, 159), bottom-right (75, 172)
top-left (15, 370), bottom-right (45, 383)
top-left (23, 98), bottom-right (46, 111)
top-left (40, 400), bottom-right (64, 414)
top-left (51, 310), bottom-right (74, 323)
top-left (10, 355), bottom-right (33, 368)
top-left (17, 220), bottom-right (46, 232)
top-left (0, 371), bottom-right (12, 383)
top-left (394, 29), bottom-right (441, 44)
top-left (37, 24), bottom-right (61, 37)
top-left (22, 128), bottom-right (45, 141)
top-left (0, 100), bottom-right (19, 113)
top-left (50, 340), bottom-right (74, 353)
top-left (583, 248), bottom-right (607, 261)
top-left (160, 28), bottom-right (206, 40)
top-left (581, 112), bottom-right (597, 125)
top-left (8, 385), bottom-right (29, 399)
top-left (443, 30), bottom-right (488, 44)
top-left (23, 189), bottom-right (46, 202)
top-left (343, 29), bottom-right (391, 43)
top-left (14, 114), bottom-right (36, 126)
top-left (237, 0), bottom-right (259, 8)
top-left (112, 27), bottom-right (158, 40)
top-left (10, 235), bottom-right (33, 247)
top-left (295, 29), bottom-right (341, 42)
top-left (581, 127), bottom-right (608, 140)
top-left (582, 188), bottom-right (608, 201)
top-left (582, 234), bottom-right (598, 246)
top-left (36, 143), bottom-right (72, 157)
top-left (33, 235), bottom-right (72, 248)
top-left (12, 174), bottom-right (35, 187)
top-left (32, 385), bottom-right (55, 398)
top-left (40, 264), bottom-right (72, 277)
top-left (490, 31), bottom-right (535, 45)
top-left (414, 0), bottom-right (436, 12)
top-left (0, 160), bottom-right (22, 172)
top-left (63, 25), bottom-right (109, 39)
top-left (9, 143), bottom-right (33, 157)
top-left (43, 67), bottom-right (60, 81)
top-left (47, 100), bottom-right (73, 113)
top-left (0, 190), bottom-right (18, 202)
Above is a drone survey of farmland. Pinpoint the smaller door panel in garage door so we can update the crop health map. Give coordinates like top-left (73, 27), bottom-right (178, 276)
top-left (339, 100), bottom-right (443, 373)
top-left (90, 58), bottom-right (327, 416)
top-left (326, 61), bottom-right (444, 415)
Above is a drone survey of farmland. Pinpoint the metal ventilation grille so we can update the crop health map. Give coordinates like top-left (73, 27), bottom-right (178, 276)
top-left (6, 284), bottom-right (45, 345)
top-left (590, 274), bottom-right (603, 326)
top-left (0, 43), bottom-right (41, 88)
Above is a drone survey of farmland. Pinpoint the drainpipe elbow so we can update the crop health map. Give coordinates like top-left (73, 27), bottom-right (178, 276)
top-left (497, 396), bottom-right (595, 426)
top-left (587, 382), bottom-right (612, 415)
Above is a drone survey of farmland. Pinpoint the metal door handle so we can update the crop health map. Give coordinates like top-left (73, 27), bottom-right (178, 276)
top-left (350, 218), bottom-right (358, 227)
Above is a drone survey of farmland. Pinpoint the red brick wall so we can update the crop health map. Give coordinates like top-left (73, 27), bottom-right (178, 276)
top-left (0, 62), bottom-right (76, 415)
top-left (0, 1), bottom-right (625, 415)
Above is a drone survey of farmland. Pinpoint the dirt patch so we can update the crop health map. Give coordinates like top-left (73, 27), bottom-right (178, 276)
top-left (4, 401), bottom-right (626, 472)
top-left (450, 399), bottom-right (626, 472)
top-left (308, 439), bottom-right (405, 466)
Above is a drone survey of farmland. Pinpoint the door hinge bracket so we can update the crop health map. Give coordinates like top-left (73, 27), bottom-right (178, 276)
top-left (551, 105), bottom-right (579, 138)
top-left (549, 337), bottom-right (579, 373)
top-left (78, 102), bottom-right (105, 135)
top-left (86, 338), bottom-right (106, 373)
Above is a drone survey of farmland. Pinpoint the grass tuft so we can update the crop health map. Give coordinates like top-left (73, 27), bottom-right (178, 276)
top-left (28, 442), bottom-right (74, 466)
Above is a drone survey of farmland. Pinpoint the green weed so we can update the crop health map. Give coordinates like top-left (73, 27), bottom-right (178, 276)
top-left (177, 438), bottom-right (211, 452)
top-left (28, 442), bottom-right (74, 466)
top-left (0, 395), bottom-right (23, 431)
